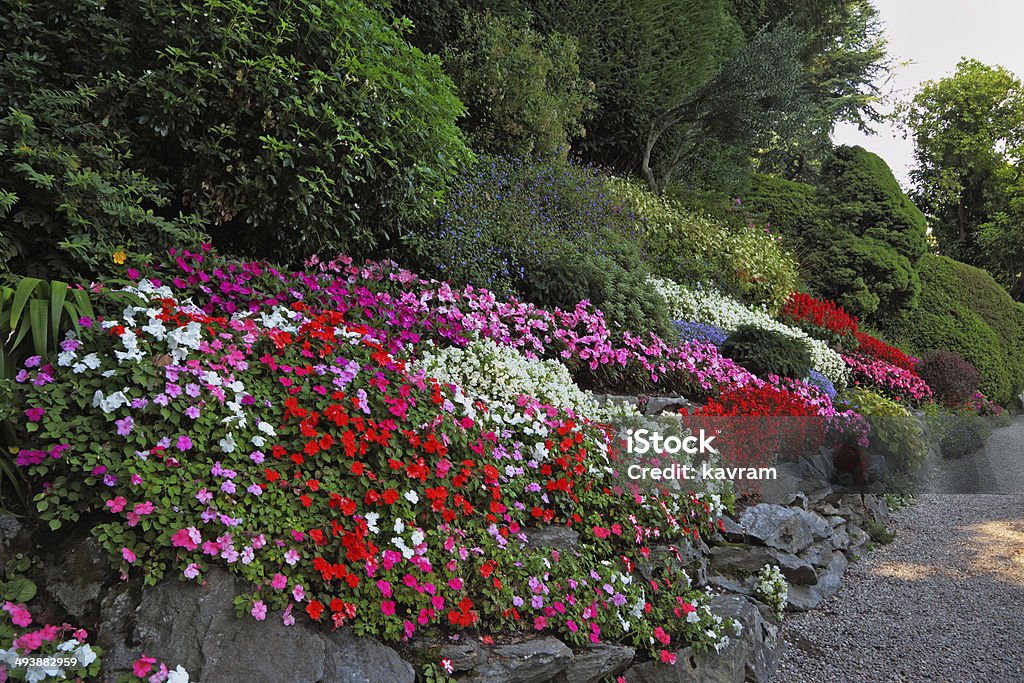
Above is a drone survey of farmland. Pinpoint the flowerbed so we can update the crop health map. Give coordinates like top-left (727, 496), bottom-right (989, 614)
top-left (13, 277), bottom-right (739, 665)
top-left (651, 277), bottom-right (849, 389)
top-left (842, 352), bottom-right (932, 403)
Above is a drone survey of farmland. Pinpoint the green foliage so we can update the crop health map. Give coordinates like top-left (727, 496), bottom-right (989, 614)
top-left (607, 177), bottom-right (798, 311)
top-left (900, 59), bottom-right (1024, 275)
top-left (820, 146), bottom-right (928, 264)
top-left (864, 519), bottom-right (895, 544)
top-left (806, 235), bottom-right (919, 320)
top-left (840, 387), bottom-right (927, 472)
top-left (444, 13), bottom-right (595, 158)
top-left (721, 324), bottom-right (812, 379)
top-left (885, 254), bottom-right (1024, 404)
top-left (0, 278), bottom-right (95, 379)
top-left (2, 0), bottom-right (471, 265)
top-left (745, 149), bottom-right (926, 321)
top-left (939, 412), bottom-right (991, 460)
top-left (420, 157), bottom-right (673, 336)
top-left (0, 86), bottom-right (205, 277)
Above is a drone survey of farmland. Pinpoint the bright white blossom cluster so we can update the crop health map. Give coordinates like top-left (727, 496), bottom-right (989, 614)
top-left (415, 336), bottom-right (638, 422)
top-left (650, 277), bottom-right (848, 389)
top-left (753, 564), bottom-right (788, 618)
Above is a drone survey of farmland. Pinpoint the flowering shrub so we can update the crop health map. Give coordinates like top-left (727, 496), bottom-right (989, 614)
top-left (414, 337), bottom-right (635, 421)
top-left (842, 353), bottom-right (932, 403)
top-left (805, 370), bottom-right (837, 400)
top-left (753, 565), bottom-right (787, 618)
top-left (914, 350), bottom-right (979, 407)
top-left (674, 321), bottom-right (728, 347)
top-left (839, 388), bottom-right (928, 472)
top-left (852, 331), bottom-right (917, 373)
top-left (651, 277), bottom-right (848, 389)
top-left (142, 248), bottom-right (848, 419)
top-left (13, 278), bottom-right (740, 661)
top-left (779, 292), bottom-right (858, 348)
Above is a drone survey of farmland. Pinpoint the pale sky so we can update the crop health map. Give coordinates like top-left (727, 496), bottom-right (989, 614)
top-left (832, 0), bottom-right (1024, 189)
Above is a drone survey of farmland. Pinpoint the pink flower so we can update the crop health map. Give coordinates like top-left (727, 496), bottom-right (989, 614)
top-left (24, 408), bottom-right (44, 422)
top-left (2, 601), bottom-right (32, 627)
top-left (133, 655), bottom-right (157, 677)
top-left (171, 527), bottom-right (201, 551)
top-left (271, 573), bottom-right (288, 590)
top-left (292, 584), bottom-right (305, 602)
top-left (122, 547), bottom-right (137, 563)
top-left (251, 600), bottom-right (267, 621)
top-left (533, 616), bottom-right (546, 630)
top-left (282, 604), bottom-right (295, 626)
top-left (660, 650), bottom-right (677, 665)
top-left (183, 563), bottom-right (201, 580)
top-left (441, 658), bottom-right (454, 674)
top-left (380, 600), bottom-right (396, 616)
top-left (106, 496), bottom-right (127, 513)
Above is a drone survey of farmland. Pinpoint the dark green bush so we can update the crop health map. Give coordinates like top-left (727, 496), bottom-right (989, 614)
top-left (939, 413), bottom-right (991, 459)
top-left (0, 87), bottom-right (204, 277)
top-left (745, 150), bottom-right (927, 321)
top-left (444, 13), bottom-right (594, 158)
top-left (886, 254), bottom-right (1024, 404)
top-left (916, 350), bottom-right (980, 407)
top-left (721, 324), bottom-right (812, 380)
top-left (806, 235), bottom-right (920, 320)
top-left (2, 0), bottom-right (470, 268)
top-left (819, 146), bottom-right (929, 264)
top-left (419, 156), bottom-right (673, 336)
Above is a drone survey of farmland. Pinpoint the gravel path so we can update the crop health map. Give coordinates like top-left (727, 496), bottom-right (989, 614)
top-left (775, 418), bottom-right (1024, 683)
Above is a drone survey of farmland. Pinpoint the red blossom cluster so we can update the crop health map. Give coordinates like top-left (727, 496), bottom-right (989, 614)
top-left (780, 292), bottom-right (859, 336)
top-left (852, 331), bottom-right (917, 373)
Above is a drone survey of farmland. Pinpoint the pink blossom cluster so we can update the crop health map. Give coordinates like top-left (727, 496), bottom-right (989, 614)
top-left (842, 352), bottom-right (933, 402)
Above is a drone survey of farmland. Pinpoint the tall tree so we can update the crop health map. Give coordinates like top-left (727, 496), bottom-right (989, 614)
top-left (899, 58), bottom-right (1024, 296)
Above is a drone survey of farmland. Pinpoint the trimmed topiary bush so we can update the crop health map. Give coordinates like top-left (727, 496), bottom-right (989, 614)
top-left (721, 325), bottom-right (813, 380)
top-left (915, 350), bottom-right (980, 407)
top-left (886, 254), bottom-right (1024, 404)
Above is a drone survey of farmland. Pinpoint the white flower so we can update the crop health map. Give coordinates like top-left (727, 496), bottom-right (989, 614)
top-left (365, 512), bottom-right (380, 534)
top-left (75, 643), bottom-right (98, 666)
top-left (258, 421), bottom-right (276, 436)
top-left (393, 518), bottom-right (405, 534)
top-left (411, 529), bottom-right (425, 546)
top-left (92, 389), bottom-right (130, 414)
top-left (219, 433), bottom-right (236, 453)
top-left (404, 490), bottom-right (419, 504)
top-left (167, 665), bottom-right (190, 683)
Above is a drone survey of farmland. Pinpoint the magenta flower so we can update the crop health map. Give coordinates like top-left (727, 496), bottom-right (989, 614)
top-left (121, 547), bottom-right (137, 563)
top-left (251, 600), bottom-right (267, 621)
top-left (24, 408), bottom-right (45, 422)
top-left (176, 435), bottom-right (193, 451)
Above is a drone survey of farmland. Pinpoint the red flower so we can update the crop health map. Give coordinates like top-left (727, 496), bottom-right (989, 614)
top-left (306, 600), bottom-right (324, 620)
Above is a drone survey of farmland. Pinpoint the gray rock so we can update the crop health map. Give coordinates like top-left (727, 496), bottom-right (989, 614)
top-left (709, 595), bottom-right (783, 683)
top-left (786, 550), bottom-right (848, 612)
top-left (642, 396), bottom-right (695, 416)
top-left (798, 541), bottom-right (833, 569)
top-left (862, 494), bottom-right (891, 525)
top-left (705, 572), bottom-right (756, 597)
top-left (829, 524), bottom-right (851, 551)
top-left (717, 516), bottom-right (747, 543)
top-left (42, 535), bottom-right (115, 621)
top-left (793, 509), bottom-right (833, 541)
top-left (739, 504), bottom-right (814, 555)
top-left (846, 525), bottom-right (870, 557)
top-left (323, 628), bottom-right (415, 683)
top-left (467, 638), bottom-right (573, 683)
top-left (624, 642), bottom-right (747, 683)
top-left (437, 641), bottom-right (485, 672)
top-left (100, 567), bottom-right (413, 683)
top-left (756, 463), bottom-right (803, 505)
top-left (710, 546), bottom-right (817, 586)
top-left (637, 542), bottom-right (708, 586)
top-left (558, 644), bottom-right (635, 683)
top-left (523, 526), bottom-right (580, 550)
top-left (799, 448), bottom-right (837, 489)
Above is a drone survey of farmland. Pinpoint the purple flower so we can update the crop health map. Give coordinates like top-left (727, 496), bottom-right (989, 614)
top-left (115, 416), bottom-right (134, 436)
top-left (176, 435), bottom-right (193, 452)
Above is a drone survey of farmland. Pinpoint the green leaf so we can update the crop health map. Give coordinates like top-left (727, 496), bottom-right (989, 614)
top-left (1, 576), bottom-right (37, 603)
top-left (49, 281), bottom-right (69, 347)
top-left (9, 278), bottom-right (42, 331)
top-left (29, 299), bottom-right (49, 356)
